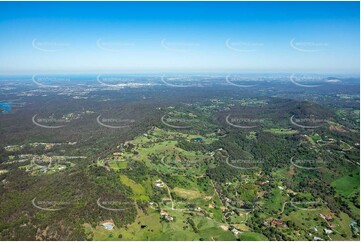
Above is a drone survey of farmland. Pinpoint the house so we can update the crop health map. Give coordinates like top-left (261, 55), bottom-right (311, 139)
top-left (256, 180), bottom-right (269, 185)
top-left (272, 220), bottom-right (286, 228)
top-left (350, 221), bottom-right (359, 234)
top-left (319, 213), bottom-right (333, 220)
top-left (207, 151), bottom-right (215, 157)
top-left (155, 180), bottom-right (164, 188)
top-left (194, 207), bottom-right (202, 212)
top-left (162, 198), bottom-right (172, 203)
top-left (160, 210), bottom-right (173, 222)
top-left (113, 152), bottom-right (122, 157)
top-left (323, 228), bottom-right (333, 234)
top-left (231, 228), bottom-right (241, 235)
top-left (313, 236), bottom-right (323, 241)
top-left (102, 222), bottom-right (115, 230)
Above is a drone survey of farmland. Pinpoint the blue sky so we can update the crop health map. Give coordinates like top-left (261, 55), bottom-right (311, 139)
top-left (0, 1), bottom-right (359, 74)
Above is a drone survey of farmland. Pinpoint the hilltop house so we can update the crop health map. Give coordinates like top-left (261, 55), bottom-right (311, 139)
top-left (319, 213), bottom-right (333, 220)
top-left (155, 180), bottom-right (164, 187)
top-left (271, 219), bottom-right (286, 228)
top-left (231, 228), bottom-right (241, 235)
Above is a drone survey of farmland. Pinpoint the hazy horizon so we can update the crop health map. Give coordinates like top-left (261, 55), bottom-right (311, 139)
top-left (0, 1), bottom-right (359, 74)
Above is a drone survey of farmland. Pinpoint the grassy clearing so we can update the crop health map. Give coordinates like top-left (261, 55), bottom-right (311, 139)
top-left (84, 206), bottom-right (235, 241)
top-left (173, 187), bottom-right (202, 200)
top-left (310, 132), bottom-right (322, 143)
top-left (332, 171), bottom-right (360, 198)
top-left (238, 232), bottom-right (268, 241)
top-left (109, 160), bottom-right (127, 170)
top-left (119, 175), bottom-right (149, 201)
top-left (265, 187), bottom-right (287, 212)
top-left (246, 131), bottom-right (257, 140)
top-left (263, 128), bottom-right (298, 135)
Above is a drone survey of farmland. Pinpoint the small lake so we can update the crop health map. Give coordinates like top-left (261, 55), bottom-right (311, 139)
top-left (0, 101), bottom-right (12, 113)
